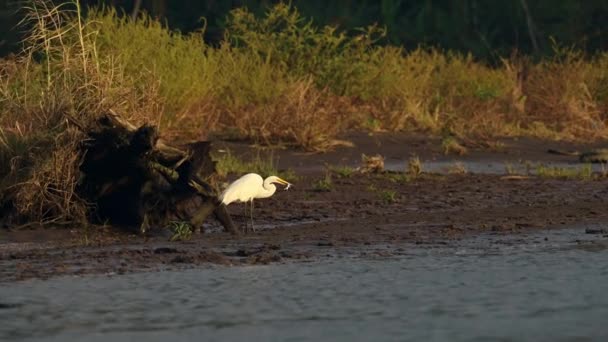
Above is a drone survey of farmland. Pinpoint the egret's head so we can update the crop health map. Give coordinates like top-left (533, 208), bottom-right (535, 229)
top-left (268, 176), bottom-right (292, 190)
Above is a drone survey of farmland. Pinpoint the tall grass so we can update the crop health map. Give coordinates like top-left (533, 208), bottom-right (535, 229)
top-left (6, 2), bottom-right (608, 147)
top-left (0, 0), bottom-right (140, 225)
top-left (2, 1), bottom-right (608, 225)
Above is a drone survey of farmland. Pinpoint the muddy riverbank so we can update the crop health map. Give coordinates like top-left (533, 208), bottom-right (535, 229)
top-left (2, 133), bottom-right (608, 282)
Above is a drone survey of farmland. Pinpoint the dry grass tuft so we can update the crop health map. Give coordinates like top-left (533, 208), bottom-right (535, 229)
top-left (406, 156), bottom-right (423, 178)
top-left (360, 154), bottom-right (385, 174)
top-left (523, 49), bottom-right (607, 139)
top-left (446, 162), bottom-right (468, 175)
top-left (11, 132), bottom-right (87, 225)
top-left (441, 136), bottom-right (468, 156)
top-left (221, 78), bottom-right (350, 151)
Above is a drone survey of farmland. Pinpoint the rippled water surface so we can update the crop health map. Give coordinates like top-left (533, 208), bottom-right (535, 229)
top-left (2, 229), bottom-right (608, 342)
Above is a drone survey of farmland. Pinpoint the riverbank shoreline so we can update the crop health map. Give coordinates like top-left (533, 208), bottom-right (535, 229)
top-left (2, 133), bottom-right (608, 282)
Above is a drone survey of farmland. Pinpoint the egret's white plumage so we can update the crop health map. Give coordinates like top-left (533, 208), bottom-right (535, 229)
top-left (219, 173), bottom-right (292, 232)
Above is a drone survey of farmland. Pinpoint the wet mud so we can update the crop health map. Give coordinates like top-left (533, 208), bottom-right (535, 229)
top-left (2, 133), bottom-right (608, 282)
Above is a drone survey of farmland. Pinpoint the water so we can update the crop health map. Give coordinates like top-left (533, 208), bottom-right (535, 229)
top-left (2, 229), bottom-right (608, 342)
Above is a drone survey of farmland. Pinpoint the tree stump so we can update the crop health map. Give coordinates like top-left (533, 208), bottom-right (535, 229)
top-left (75, 112), bottom-right (238, 235)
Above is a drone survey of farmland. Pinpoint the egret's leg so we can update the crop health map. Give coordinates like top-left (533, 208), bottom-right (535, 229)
top-left (245, 201), bottom-right (252, 233)
top-left (243, 202), bottom-right (248, 233)
top-left (250, 199), bottom-right (256, 232)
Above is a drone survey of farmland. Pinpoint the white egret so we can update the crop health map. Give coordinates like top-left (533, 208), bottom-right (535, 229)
top-left (219, 173), bottom-right (292, 232)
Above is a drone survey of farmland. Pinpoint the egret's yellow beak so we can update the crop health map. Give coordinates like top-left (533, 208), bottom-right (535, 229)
top-left (274, 177), bottom-right (292, 190)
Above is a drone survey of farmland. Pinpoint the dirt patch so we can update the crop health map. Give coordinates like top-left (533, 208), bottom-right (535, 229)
top-left (2, 133), bottom-right (608, 282)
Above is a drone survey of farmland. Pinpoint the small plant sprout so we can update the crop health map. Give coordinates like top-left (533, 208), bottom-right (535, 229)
top-left (313, 170), bottom-right (333, 192)
top-left (363, 117), bottom-right (383, 132)
top-left (330, 165), bottom-right (356, 178)
top-left (169, 221), bottom-right (193, 241)
top-left (379, 189), bottom-right (398, 204)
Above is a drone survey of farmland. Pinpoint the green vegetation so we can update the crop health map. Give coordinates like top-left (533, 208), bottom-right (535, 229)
top-left (365, 182), bottom-right (398, 203)
top-left (536, 164), bottom-right (593, 180)
top-left (213, 149), bottom-right (297, 182)
top-left (213, 149), bottom-right (278, 178)
top-left (384, 172), bottom-right (409, 184)
top-left (312, 171), bottom-right (333, 192)
top-left (379, 189), bottom-right (398, 204)
top-left (169, 221), bottom-right (193, 241)
top-left (329, 165), bottom-right (356, 178)
top-left (5, 2), bottom-right (608, 151)
top-left (503, 161), bottom-right (598, 180)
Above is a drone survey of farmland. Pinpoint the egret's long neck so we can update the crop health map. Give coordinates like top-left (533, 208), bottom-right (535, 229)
top-left (258, 178), bottom-right (277, 199)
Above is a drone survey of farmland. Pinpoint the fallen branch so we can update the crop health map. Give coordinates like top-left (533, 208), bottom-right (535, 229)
top-left (75, 112), bottom-right (238, 235)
